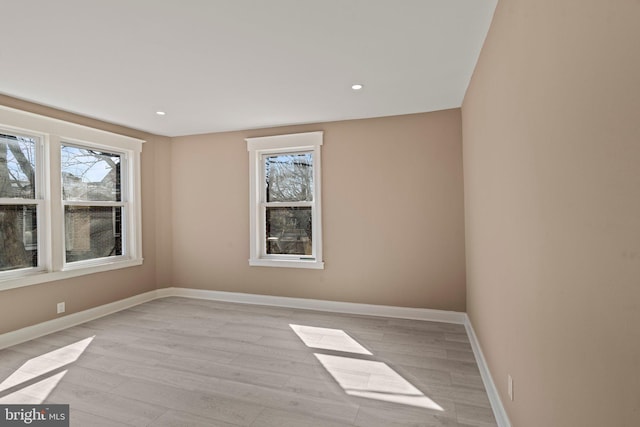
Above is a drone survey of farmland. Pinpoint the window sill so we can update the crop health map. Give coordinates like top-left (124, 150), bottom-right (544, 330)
top-left (249, 258), bottom-right (325, 270)
top-left (0, 258), bottom-right (144, 292)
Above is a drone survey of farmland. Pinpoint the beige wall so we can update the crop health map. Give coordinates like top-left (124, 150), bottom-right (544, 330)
top-left (0, 95), bottom-right (173, 334)
top-left (171, 110), bottom-right (467, 311)
top-left (462, 1), bottom-right (640, 426)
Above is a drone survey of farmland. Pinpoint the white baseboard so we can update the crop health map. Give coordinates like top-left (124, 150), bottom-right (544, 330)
top-left (1, 286), bottom-right (507, 425)
top-left (162, 287), bottom-right (467, 324)
top-left (464, 315), bottom-right (511, 427)
top-left (0, 290), bottom-right (160, 350)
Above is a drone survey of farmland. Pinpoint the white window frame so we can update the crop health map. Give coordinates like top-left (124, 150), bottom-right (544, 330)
top-left (0, 106), bottom-right (144, 291)
top-left (247, 131), bottom-right (324, 269)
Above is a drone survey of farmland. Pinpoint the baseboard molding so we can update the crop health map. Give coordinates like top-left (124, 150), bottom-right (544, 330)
top-left (0, 290), bottom-right (160, 350)
top-left (161, 287), bottom-right (467, 324)
top-left (464, 315), bottom-right (511, 427)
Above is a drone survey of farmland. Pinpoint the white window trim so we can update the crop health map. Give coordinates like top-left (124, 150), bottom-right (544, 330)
top-left (0, 105), bottom-right (144, 292)
top-left (247, 131), bottom-right (324, 269)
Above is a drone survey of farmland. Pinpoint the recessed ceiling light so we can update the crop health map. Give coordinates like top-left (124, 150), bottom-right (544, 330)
top-left (351, 84), bottom-right (363, 91)
top-left (155, 111), bottom-right (166, 116)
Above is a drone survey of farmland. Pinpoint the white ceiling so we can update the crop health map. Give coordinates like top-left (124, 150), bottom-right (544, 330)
top-left (0, 1), bottom-right (496, 137)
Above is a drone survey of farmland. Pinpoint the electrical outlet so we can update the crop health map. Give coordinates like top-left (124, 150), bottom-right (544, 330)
top-left (508, 374), bottom-right (514, 401)
top-left (56, 302), bottom-right (65, 314)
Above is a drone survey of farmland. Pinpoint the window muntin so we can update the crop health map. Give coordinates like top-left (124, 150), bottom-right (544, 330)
top-left (0, 131), bottom-right (41, 273)
top-left (61, 144), bottom-right (126, 264)
top-left (247, 131), bottom-right (323, 269)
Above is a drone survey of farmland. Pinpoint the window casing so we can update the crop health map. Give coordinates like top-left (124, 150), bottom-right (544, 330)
top-left (0, 106), bottom-right (143, 291)
top-left (247, 131), bottom-right (324, 269)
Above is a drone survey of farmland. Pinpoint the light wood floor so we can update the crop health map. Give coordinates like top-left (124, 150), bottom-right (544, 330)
top-left (0, 297), bottom-right (497, 426)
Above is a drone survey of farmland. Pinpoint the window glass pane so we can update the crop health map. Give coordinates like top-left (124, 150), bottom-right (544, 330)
top-left (266, 207), bottom-right (312, 255)
top-left (0, 133), bottom-right (36, 199)
top-left (0, 205), bottom-right (37, 271)
top-left (265, 153), bottom-right (313, 202)
top-left (61, 145), bottom-right (121, 202)
top-left (65, 206), bottom-right (122, 262)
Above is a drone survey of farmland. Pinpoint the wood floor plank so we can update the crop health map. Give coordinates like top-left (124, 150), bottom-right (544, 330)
top-left (354, 404), bottom-right (459, 427)
top-left (455, 402), bottom-right (499, 427)
top-left (71, 409), bottom-right (136, 427)
top-left (109, 378), bottom-right (264, 426)
top-left (157, 354), bottom-right (292, 389)
top-left (46, 381), bottom-right (167, 427)
top-left (251, 407), bottom-right (355, 427)
top-left (153, 409), bottom-right (242, 427)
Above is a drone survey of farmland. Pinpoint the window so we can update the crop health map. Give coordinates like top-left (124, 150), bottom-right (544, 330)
top-left (0, 131), bottom-right (41, 273)
top-left (247, 131), bottom-right (324, 269)
top-left (0, 106), bottom-right (143, 290)
top-left (61, 145), bottom-right (124, 264)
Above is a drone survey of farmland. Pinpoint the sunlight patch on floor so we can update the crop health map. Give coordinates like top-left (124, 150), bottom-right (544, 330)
top-left (0, 336), bottom-right (94, 403)
top-left (315, 353), bottom-right (443, 410)
top-left (0, 371), bottom-right (68, 404)
top-left (289, 324), bottom-right (372, 355)
top-left (290, 324), bottom-right (443, 411)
